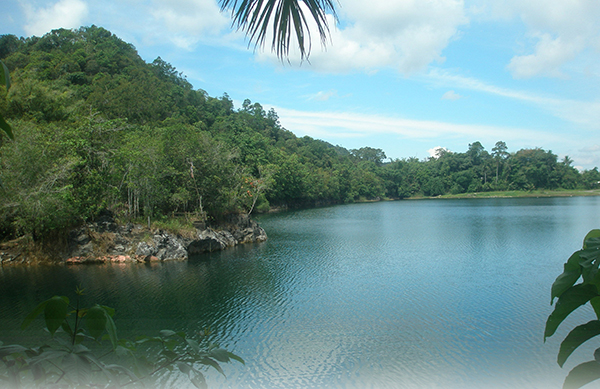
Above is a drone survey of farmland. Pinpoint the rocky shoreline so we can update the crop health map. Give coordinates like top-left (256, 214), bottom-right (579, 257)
top-left (1, 213), bottom-right (267, 265)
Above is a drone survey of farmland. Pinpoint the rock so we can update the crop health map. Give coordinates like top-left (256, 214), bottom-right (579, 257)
top-left (68, 228), bottom-right (94, 257)
top-left (135, 242), bottom-right (154, 257)
top-left (187, 228), bottom-right (236, 254)
top-left (134, 231), bottom-right (187, 260)
top-left (65, 211), bottom-right (267, 263)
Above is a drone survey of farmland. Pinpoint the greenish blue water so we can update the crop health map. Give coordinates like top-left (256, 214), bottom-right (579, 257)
top-left (2, 197), bottom-right (600, 388)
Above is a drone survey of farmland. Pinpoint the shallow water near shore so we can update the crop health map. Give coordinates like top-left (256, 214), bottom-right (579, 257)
top-left (2, 196), bottom-right (600, 388)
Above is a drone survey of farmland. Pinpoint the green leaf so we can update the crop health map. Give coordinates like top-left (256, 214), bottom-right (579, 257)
top-left (105, 363), bottom-right (138, 381)
top-left (210, 348), bottom-right (230, 363)
top-left (165, 339), bottom-right (178, 351)
top-left (545, 284), bottom-right (599, 340)
top-left (186, 338), bottom-right (200, 354)
top-left (103, 307), bottom-right (118, 349)
top-left (200, 357), bottom-right (225, 376)
top-left (584, 230), bottom-right (600, 249)
top-left (0, 114), bottom-right (13, 141)
top-left (61, 321), bottom-right (73, 336)
top-left (564, 360), bottom-right (600, 389)
top-left (579, 250), bottom-right (600, 284)
top-left (0, 61), bottom-right (9, 90)
top-left (21, 300), bottom-right (50, 330)
top-left (228, 351), bottom-right (245, 365)
top-left (44, 296), bottom-right (69, 336)
top-left (190, 371), bottom-right (207, 389)
top-left (99, 305), bottom-right (115, 317)
top-left (85, 305), bottom-right (107, 340)
top-left (161, 349), bottom-right (178, 361)
top-left (177, 361), bottom-right (193, 375)
top-left (160, 329), bottom-right (177, 338)
top-left (552, 251), bottom-right (583, 304)
top-left (591, 297), bottom-right (600, 320)
top-left (558, 320), bottom-right (600, 367)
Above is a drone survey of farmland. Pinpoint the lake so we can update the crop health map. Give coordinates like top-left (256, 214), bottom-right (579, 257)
top-left (1, 196), bottom-right (600, 388)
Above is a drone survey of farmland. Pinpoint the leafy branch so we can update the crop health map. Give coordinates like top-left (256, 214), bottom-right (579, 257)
top-left (546, 229), bottom-right (600, 389)
top-left (0, 289), bottom-right (243, 388)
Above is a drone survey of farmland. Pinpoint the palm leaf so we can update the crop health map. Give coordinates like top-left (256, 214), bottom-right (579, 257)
top-left (219, 0), bottom-right (338, 60)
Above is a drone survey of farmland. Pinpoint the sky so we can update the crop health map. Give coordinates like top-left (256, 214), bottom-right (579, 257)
top-left (2, 0), bottom-right (600, 169)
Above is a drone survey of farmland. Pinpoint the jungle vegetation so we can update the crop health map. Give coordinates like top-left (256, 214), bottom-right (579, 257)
top-left (1, 26), bottom-right (599, 243)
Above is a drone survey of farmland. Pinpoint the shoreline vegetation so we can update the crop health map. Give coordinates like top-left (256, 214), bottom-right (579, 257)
top-left (3, 189), bottom-right (598, 266)
top-left (405, 188), bottom-right (600, 200)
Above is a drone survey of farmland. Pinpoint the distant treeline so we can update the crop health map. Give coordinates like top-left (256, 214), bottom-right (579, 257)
top-left (0, 26), bottom-right (599, 241)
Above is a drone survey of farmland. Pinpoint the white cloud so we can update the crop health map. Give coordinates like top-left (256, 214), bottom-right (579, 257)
top-left (257, 0), bottom-right (468, 74)
top-left (21, 0), bottom-right (88, 36)
top-left (427, 68), bottom-right (600, 130)
top-left (149, 0), bottom-right (231, 49)
top-left (576, 145), bottom-right (600, 169)
top-left (308, 90), bottom-right (338, 101)
top-left (508, 34), bottom-right (585, 79)
top-left (478, 0), bottom-right (600, 78)
top-left (441, 90), bottom-right (461, 100)
top-left (271, 106), bottom-right (561, 145)
top-left (428, 146), bottom-right (449, 158)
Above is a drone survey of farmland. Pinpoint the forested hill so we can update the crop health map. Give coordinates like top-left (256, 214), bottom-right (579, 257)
top-left (0, 26), bottom-right (599, 241)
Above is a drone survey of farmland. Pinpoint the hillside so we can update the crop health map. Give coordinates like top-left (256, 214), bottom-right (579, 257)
top-left (0, 26), bottom-right (599, 242)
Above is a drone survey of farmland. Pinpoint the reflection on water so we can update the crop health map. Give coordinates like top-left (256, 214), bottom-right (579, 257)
top-left (2, 197), bottom-right (600, 388)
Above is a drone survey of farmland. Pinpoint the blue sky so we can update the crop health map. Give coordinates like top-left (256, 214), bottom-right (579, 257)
top-left (3, 0), bottom-right (600, 169)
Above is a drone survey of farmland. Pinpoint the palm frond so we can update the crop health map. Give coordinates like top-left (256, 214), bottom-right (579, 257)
top-left (220, 0), bottom-right (338, 61)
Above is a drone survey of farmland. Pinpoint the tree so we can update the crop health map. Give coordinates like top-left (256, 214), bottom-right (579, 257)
top-left (0, 60), bottom-right (13, 140)
top-left (219, 0), bottom-right (338, 61)
top-left (491, 141), bottom-right (509, 185)
top-left (350, 147), bottom-right (387, 166)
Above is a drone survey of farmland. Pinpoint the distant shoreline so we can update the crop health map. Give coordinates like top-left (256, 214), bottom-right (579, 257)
top-left (406, 188), bottom-right (600, 200)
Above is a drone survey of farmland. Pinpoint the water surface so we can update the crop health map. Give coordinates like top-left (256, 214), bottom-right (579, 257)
top-left (2, 197), bottom-right (600, 388)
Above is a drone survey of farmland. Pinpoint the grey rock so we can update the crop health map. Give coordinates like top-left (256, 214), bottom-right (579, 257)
top-left (66, 211), bottom-right (267, 261)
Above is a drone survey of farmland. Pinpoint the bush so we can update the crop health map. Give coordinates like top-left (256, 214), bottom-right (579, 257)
top-left (0, 288), bottom-right (243, 388)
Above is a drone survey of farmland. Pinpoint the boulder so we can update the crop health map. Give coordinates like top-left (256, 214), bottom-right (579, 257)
top-left (135, 231), bottom-right (188, 260)
top-left (187, 228), bottom-right (236, 254)
top-left (65, 212), bottom-right (267, 262)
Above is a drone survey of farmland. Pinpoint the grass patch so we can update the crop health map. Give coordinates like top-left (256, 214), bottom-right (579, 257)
top-left (131, 215), bottom-right (198, 238)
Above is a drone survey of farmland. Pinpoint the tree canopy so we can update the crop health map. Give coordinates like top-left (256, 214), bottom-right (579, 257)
top-left (0, 27), bottom-right (598, 242)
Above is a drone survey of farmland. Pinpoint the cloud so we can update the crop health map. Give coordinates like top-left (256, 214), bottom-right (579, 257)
top-left (427, 68), bottom-right (600, 130)
top-left (574, 144), bottom-right (600, 170)
top-left (257, 0), bottom-right (468, 74)
top-left (507, 34), bottom-right (585, 79)
top-left (271, 106), bottom-right (562, 145)
top-left (308, 90), bottom-right (338, 101)
top-left (441, 90), bottom-right (461, 100)
top-left (149, 0), bottom-right (232, 49)
top-left (22, 0), bottom-right (89, 36)
top-left (479, 0), bottom-right (600, 78)
top-left (428, 146), bottom-right (449, 158)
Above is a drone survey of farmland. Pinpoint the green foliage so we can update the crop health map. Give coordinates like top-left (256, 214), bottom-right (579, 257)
top-left (547, 230), bottom-right (600, 389)
top-left (0, 290), bottom-right (243, 388)
top-left (0, 59), bottom-right (13, 139)
top-left (0, 27), bottom-right (598, 242)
